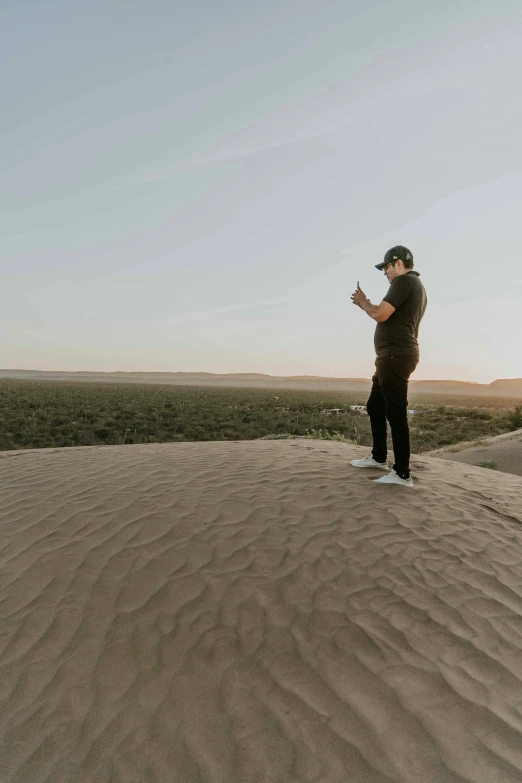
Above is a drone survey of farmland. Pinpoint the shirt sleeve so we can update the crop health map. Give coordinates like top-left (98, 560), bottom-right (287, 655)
top-left (382, 275), bottom-right (412, 310)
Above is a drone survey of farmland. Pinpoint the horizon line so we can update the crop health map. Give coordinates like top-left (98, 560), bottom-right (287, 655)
top-left (1, 368), bottom-right (520, 386)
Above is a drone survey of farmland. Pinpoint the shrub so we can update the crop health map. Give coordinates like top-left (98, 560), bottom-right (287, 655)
top-left (507, 406), bottom-right (522, 430)
top-left (304, 428), bottom-right (356, 443)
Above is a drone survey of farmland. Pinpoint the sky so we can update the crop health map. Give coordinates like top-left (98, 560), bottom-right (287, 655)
top-left (2, 0), bottom-right (521, 384)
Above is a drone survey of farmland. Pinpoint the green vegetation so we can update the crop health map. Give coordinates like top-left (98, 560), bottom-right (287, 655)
top-left (261, 429), bottom-right (356, 443)
top-left (475, 461), bottom-right (498, 470)
top-left (507, 405), bottom-right (522, 430)
top-left (0, 379), bottom-right (520, 454)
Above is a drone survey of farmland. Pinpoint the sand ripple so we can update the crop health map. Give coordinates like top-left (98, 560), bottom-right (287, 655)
top-left (1, 440), bottom-right (522, 782)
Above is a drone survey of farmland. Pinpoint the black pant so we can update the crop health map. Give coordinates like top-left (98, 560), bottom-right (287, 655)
top-left (366, 354), bottom-right (418, 479)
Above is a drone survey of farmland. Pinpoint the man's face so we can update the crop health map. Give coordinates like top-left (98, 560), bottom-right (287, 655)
top-left (383, 260), bottom-right (403, 283)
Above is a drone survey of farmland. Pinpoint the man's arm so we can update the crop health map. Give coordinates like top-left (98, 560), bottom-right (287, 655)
top-left (358, 298), bottom-right (396, 322)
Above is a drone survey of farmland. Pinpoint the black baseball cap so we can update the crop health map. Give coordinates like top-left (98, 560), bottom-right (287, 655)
top-left (375, 245), bottom-right (414, 270)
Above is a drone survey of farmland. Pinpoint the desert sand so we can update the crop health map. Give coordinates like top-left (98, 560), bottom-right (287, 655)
top-left (1, 439), bottom-right (522, 783)
top-left (429, 428), bottom-right (522, 478)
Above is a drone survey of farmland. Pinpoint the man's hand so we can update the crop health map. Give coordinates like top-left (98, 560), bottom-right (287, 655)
top-left (353, 287), bottom-right (397, 322)
top-left (351, 285), bottom-right (367, 307)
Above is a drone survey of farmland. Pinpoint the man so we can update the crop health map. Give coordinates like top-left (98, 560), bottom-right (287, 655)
top-left (350, 245), bottom-right (427, 487)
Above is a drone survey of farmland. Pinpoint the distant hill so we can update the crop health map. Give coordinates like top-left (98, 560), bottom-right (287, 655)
top-left (488, 379), bottom-right (522, 395)
top-left (1, 369), bottom-right (522, 397)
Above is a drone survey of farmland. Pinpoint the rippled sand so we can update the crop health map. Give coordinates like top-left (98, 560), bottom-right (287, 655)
top-left (1, 440), bottom-right (522, 783)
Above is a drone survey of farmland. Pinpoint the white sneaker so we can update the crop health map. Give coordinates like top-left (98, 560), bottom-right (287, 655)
top-left (350, 455), bottom-right (388, 470)
top-left (373, 469), bottom-right (414, 487)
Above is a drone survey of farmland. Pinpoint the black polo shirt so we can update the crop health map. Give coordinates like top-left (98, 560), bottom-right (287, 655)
top-left (374, 271), bottom-right (427, 358)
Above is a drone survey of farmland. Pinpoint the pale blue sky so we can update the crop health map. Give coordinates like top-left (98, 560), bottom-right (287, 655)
top-left (2, 1), bottom-right (521, 383)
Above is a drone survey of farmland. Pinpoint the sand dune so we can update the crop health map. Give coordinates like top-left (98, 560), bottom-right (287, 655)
top-left (429, 428), bottom-right (522, 478)
top-left (1, 440), bottom-right (522, 783)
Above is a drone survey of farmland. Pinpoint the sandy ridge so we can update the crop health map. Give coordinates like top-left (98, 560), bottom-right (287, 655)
top-left (427, 429), bottom-right (522, 478)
